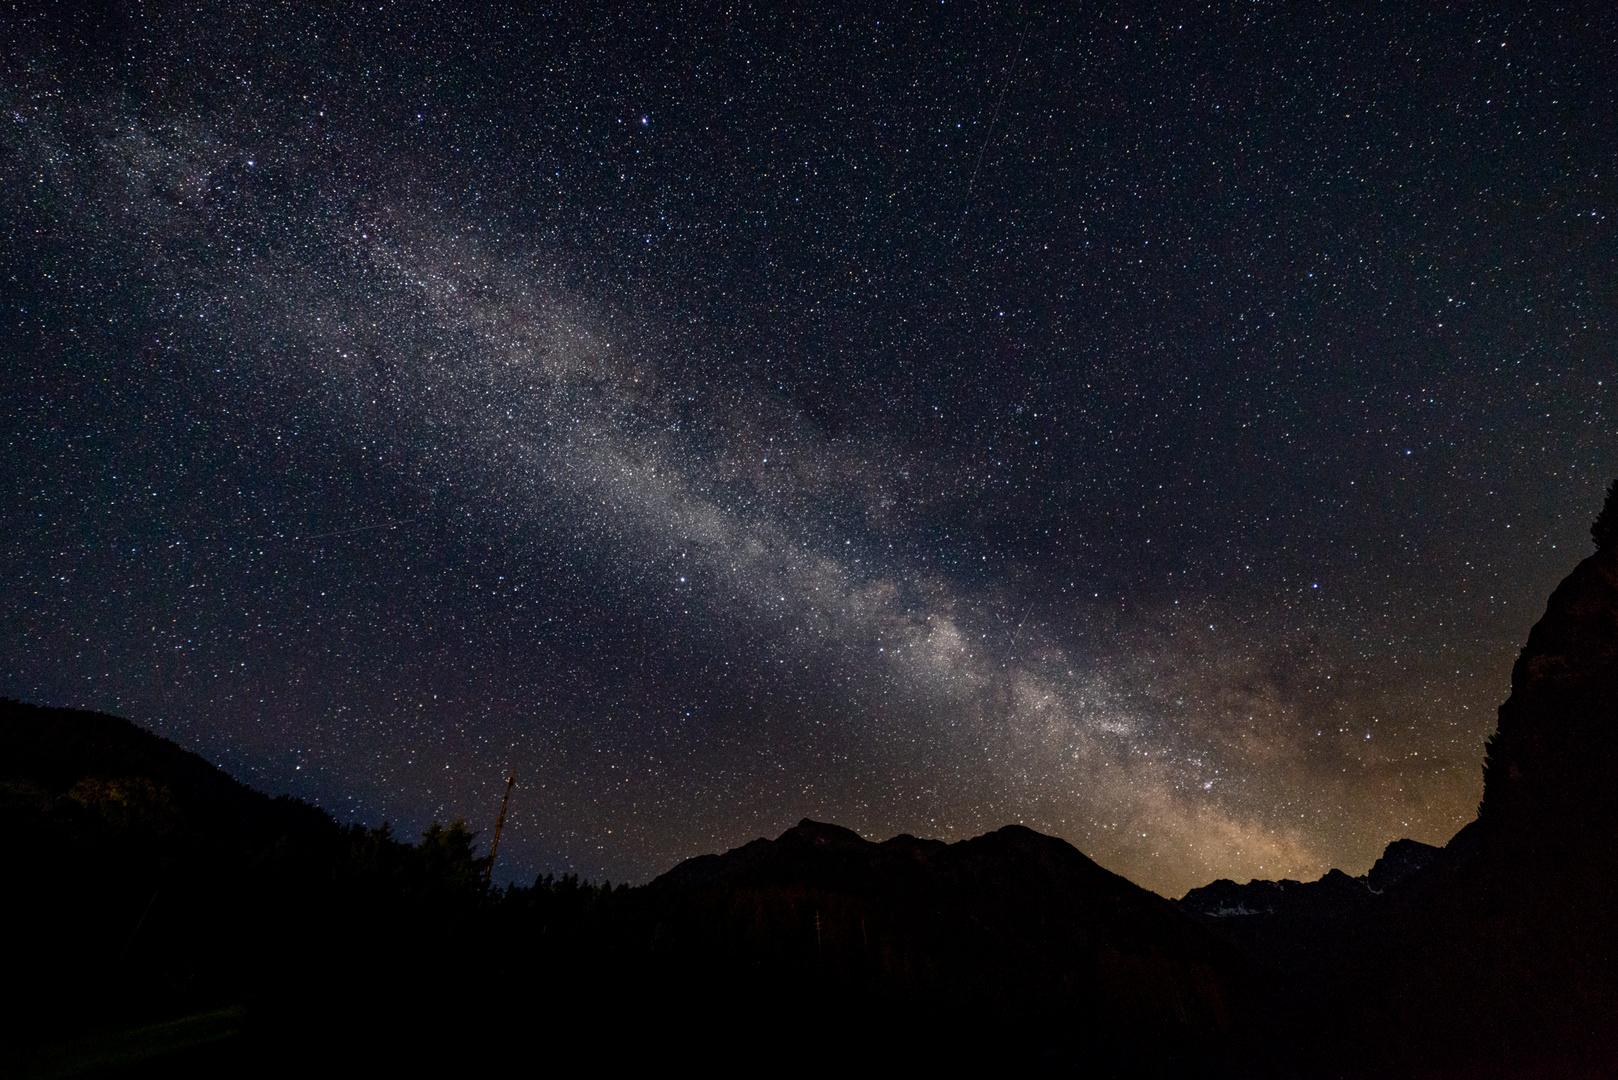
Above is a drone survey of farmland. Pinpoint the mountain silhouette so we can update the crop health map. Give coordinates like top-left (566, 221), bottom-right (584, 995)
top-left (1482, 479), bottom-right (1618, 834)
top-left (1173, 480), bottom-right (1618, 1074)
top-left (1181, 837), bottom-right (1440, 926)
top-left (6, 482), bottom-right (1618, 1075)
top-left (1330, 479), bottom-right (1618, 1075)
top-left (1, 698), bottom-right (338, 850)
top-left (642, 818), bottom-right (1254, 1069)
top-left (623, 481), bottom-right (1618, 1073)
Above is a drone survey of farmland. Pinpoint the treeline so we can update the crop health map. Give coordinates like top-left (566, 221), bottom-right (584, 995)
top-left (0, 699), bottom-right (1273, 1076)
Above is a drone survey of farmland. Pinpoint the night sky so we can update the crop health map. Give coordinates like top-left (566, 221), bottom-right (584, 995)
top-left (4, 2), bottom-right (1614, 896)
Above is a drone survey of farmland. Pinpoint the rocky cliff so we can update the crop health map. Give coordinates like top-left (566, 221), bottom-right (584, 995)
top-left (1481, 479), bottom-right (1618, 835)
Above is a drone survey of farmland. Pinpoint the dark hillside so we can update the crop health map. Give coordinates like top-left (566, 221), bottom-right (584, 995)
top-left (2, 700), bottom-right (339, 1060)
top-left (0, 700), bottom-right (522, 1077)
top-left (1, 698), bottom-right (338, 848)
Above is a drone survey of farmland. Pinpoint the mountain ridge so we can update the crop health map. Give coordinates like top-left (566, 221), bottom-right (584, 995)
top-left (6, 481), bottom-right (1618, 1074)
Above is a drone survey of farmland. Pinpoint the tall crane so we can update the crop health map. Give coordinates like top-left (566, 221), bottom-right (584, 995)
top-left (485, 774), bottom-right (516, 885)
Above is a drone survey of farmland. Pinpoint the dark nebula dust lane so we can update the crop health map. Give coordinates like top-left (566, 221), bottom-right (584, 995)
top-left (3, 2), bottom-right (1614, 896)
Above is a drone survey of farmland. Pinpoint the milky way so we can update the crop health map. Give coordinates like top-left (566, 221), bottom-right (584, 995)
top-left (3, 3), bottom-right (1614, 895)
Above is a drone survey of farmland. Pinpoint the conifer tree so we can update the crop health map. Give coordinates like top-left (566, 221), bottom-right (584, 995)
top-left (1593, 478), bottom-right (1618, 550)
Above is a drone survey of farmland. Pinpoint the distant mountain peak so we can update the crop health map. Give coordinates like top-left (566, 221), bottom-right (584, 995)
top-left (783, 818), bottom-right (871, 849)
top-left (1180, 837), bottom-right (1440, 921)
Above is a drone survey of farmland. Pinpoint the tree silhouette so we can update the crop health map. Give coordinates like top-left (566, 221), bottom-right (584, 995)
top-left (1592, 478), bottom-right (1618, 550)
top-left (417, 819), bottom-right (491, 892)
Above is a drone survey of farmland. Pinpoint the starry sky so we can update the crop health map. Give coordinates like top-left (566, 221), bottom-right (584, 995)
top-left (3, 2), bottom-right (1614, 896)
